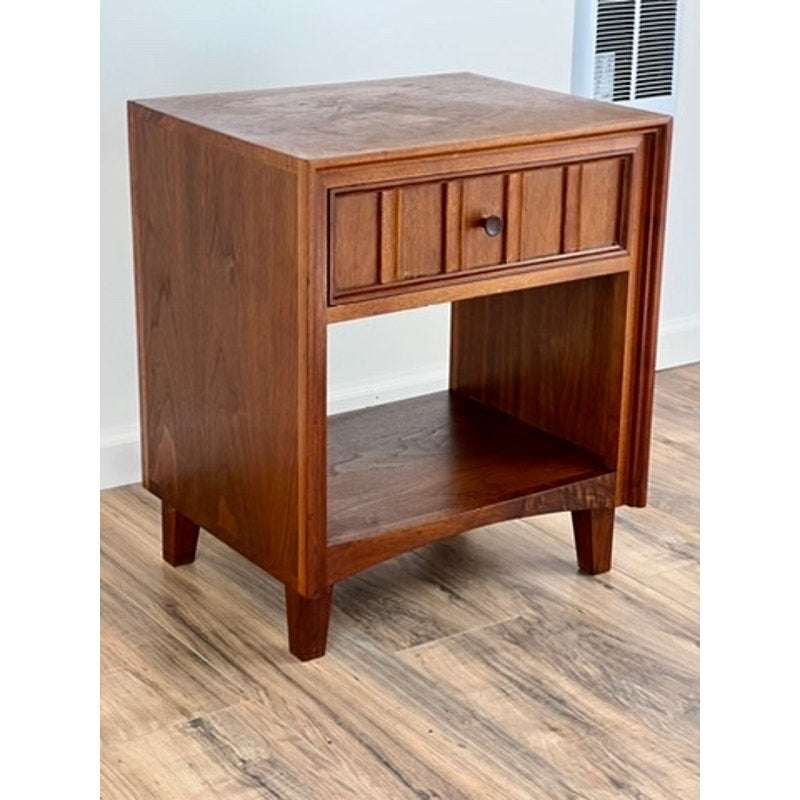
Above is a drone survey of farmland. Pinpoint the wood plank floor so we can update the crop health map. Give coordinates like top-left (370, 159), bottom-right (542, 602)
top-left (100, 364), bottom-right (699, 799)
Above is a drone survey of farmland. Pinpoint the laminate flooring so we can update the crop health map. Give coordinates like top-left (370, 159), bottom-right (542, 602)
top-left (100, 363), bottom-right (700, 799)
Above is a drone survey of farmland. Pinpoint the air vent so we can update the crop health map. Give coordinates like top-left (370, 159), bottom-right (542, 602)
top-left (635, 0), bottom-right (678, 98)
top-left (577, 0), bottom-right (678, 106)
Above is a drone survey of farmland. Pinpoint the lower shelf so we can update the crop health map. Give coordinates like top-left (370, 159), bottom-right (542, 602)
top-left (327, 391), bottom-right (615, 580)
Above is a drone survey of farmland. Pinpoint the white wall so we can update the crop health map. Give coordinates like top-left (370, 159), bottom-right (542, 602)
top-left (656, 0), bottom-right (700, 369)
top-left (100, 0), bottom-right (698, 488)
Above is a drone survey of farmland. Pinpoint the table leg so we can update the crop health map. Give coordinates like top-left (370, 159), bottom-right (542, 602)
top-left (571, 508), bottom-right (615, 575)
top-left (162, 504), bottom-right (200, 566)
top-left (285, 585), bottom-right (334, 661)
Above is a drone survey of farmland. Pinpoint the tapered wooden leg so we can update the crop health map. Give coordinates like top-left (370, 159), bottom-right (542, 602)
top-left (285, 585), bottom-right (334, 661)
top-left (571, 508), bottom-right (615, 574)
top-left (162, 504), bottom-right (200, 566)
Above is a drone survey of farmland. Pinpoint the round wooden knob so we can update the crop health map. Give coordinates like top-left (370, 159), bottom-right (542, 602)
top-left (481, 215), bottom-right (503, 237)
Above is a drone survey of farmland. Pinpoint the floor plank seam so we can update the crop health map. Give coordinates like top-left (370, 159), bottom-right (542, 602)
top-left (392, 611), bottom-right (526, 656)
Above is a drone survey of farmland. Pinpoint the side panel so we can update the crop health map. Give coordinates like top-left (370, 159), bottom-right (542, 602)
top-left (129, 105), bottom-right (304, 588)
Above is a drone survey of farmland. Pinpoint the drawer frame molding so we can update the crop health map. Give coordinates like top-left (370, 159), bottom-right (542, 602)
top-left (326, 134), bottom-right (646, 310)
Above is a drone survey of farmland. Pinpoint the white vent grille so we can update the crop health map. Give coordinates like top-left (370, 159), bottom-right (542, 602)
top-left (635, 0), bottom-right (678, 98)
top-left (594, 0), bottom-right (677, 102)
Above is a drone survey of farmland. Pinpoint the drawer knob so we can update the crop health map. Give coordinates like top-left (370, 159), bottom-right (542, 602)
top-left (481, 215), bottom-right (504, 238)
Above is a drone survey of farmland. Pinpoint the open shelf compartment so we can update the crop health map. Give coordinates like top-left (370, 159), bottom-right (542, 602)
top-left (326, 390), bottom-right (615, 579)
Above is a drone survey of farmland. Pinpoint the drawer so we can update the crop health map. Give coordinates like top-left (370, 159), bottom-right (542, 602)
top-left (329, 153), bottom-right (633, 303)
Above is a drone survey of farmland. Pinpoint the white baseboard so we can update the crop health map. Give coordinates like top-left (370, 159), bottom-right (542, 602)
top-left (656, 312), bottom-right (700, 370)
top-left (100, 315), bottom-right (699, 490)
top-left (327, 365), bottom-right (448, 415)
top-left (100, 425), bottom-right (141, 490)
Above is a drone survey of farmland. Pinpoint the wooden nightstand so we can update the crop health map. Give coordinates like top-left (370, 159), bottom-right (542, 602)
top-left (128, 73), bottom-right (671, 661)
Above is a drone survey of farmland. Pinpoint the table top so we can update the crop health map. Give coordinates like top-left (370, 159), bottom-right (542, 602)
top-left (132, 72), bottom-right (669, 164)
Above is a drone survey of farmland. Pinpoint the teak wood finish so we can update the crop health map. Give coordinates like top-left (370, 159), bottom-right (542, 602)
top-left (128, 73), bottom-right (671, 660)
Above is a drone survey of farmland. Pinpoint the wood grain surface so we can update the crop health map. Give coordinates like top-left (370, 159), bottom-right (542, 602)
top-left (129, 104), bottom-right (307, 589)
top-left (327, 390), bottom-right (612, 545)
top-left (328, 144), bottom-right (638, 307)
top-left (101, 364), bottom-right (699, 799)
top-left (133, 73), bottom-right (668, 164)
top-left (451, 276), bottom-right (628, 468)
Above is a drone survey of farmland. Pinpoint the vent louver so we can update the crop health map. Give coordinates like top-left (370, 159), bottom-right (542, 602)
top-left (635, 0), bottom-right (678, 98)
top-left (595, 0), bottom-right (635, 101)
top-left (594, 0), bottom-right (677, 102)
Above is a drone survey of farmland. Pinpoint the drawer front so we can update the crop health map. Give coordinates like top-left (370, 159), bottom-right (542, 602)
top-left (329, 152), bottom-right (633, 304)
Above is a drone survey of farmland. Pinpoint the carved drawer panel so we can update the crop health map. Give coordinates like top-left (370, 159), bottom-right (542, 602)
top-left (329, 152), bottom-right (632, 304)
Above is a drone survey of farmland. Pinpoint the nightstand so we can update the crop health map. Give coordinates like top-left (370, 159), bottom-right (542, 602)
top-left (128, 73), bottom-right (671, 660)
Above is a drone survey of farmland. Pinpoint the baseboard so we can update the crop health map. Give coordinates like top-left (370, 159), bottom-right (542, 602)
top-left (100, 425), bottom-right (141, 490)
top-left (656, 313), bottom-right (700, 370)
top-left (327, 365), bottom-right (448, 415)
top-left (101, 315), bottom-right (699, 490)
